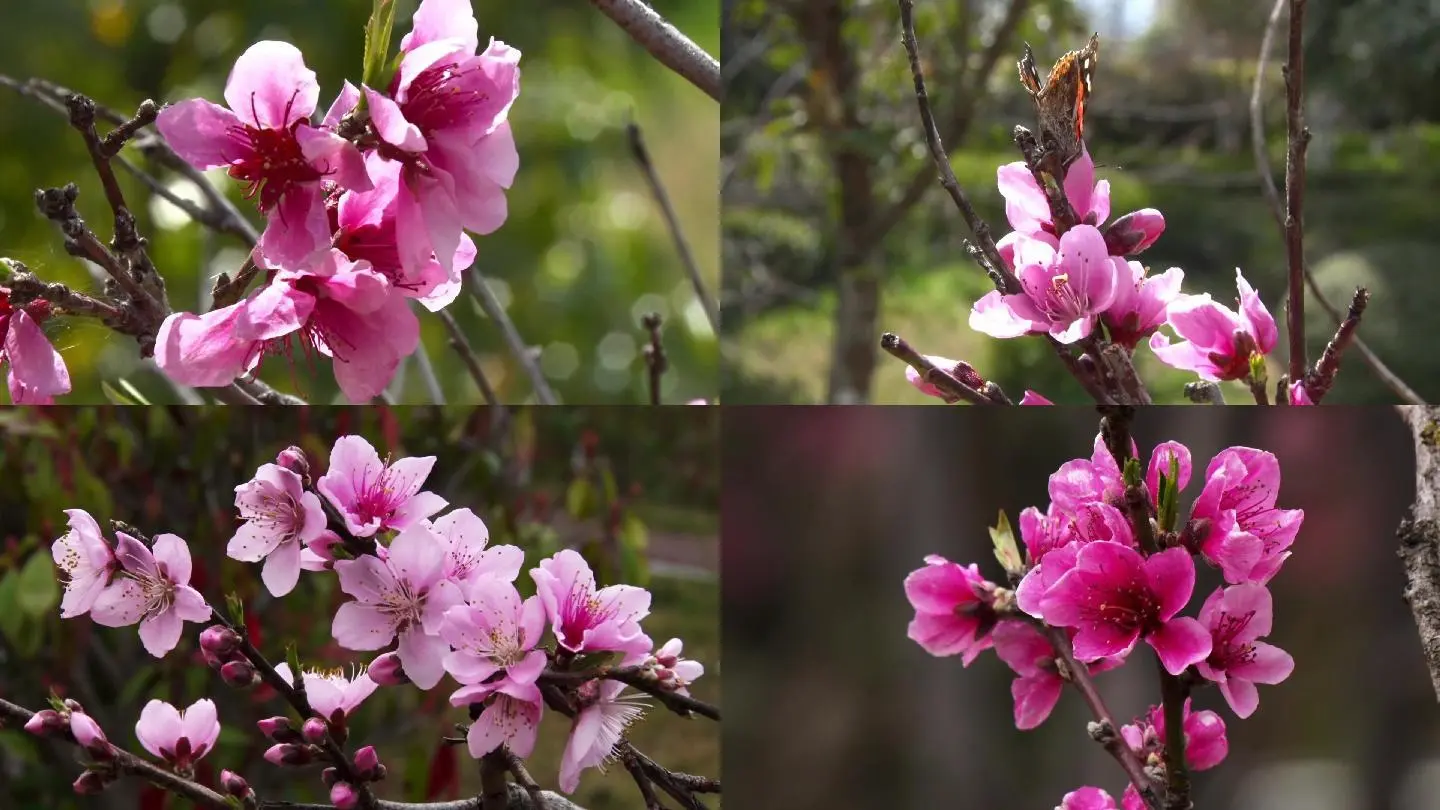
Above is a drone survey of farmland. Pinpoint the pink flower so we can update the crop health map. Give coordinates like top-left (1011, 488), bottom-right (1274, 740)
top-left (903, 355), bottom-right (985, 401)
top-left (1059, 786), bottom-right (1119, 810)
top-left (1148, 269), bottom-right (1279, 382)
top-left (228, 463), bottom-right (327, 597)
top-left (273, 663), bottom-right (379, 725)
top-left (427, 508), bottom-right (524, 594)
top-left (360, 0), bottom-right (521, 280)
top-left (90, 533), bottom-right (211, 657)
top-left (991, 621), bottom-right (1064, 730)
top-left (530, 549), bottom-right (652, 657)
top-left (52, 509), bottom-right (118, 618)
top-left (1047, 434), bottom-right (1124, 514)
top-left (1288, 381), bottom-right (1314, 405)
top-left (1020, 390), bottom-right (1054, 405)
top-left (1121, 699), bottom-right (1228, 772)
top-left (317, 435), bottom-right (447, 538)
top-left (156, 41), bottom-right (369, 268)
top-left (558, 680), bottom-right (646, 794)
top-left (330, 782), bottom-right (359, 809)
top-left (1191, 447), bottom-right (1303, 584)
top-left (154, 249), bottom-right (421, 403)
top-left (452, 689), bottom-right (543, 760)
top-left (441, 579), bottom-right (548, 693)
top-left (69, 710), bottom-right (112, 759)
top-left (1102, 263), bottom-right (1184, 350)
top-left (1040, 544), bottom-right (1211, 675)
top-left (1195, 583), bottom-right (1294, 718)
top-left (969, 227), bottom-right (1125, 344)
top-left (0, 291), bottom-right (70, 403)
top-left (331, 524), bottom-right (463, 689)
top-left (135, 698), bottom-right (220, 770)
top-left (997, 147), bottom-right (1111, 236)
top-left (1145, 440), bottom-right (1192, 507)
top-left (648, 638), bottom-right (705, 696)
top-left (903, 555), bottom-right (998, 664)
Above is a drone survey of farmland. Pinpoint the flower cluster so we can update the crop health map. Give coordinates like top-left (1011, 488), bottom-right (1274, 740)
top-left (48, 432), bottom-right (706, 800)
top-left (152, 0), bottom-right (520, 402)
top-left (904, 434), bottom-right (1300, 807)
top-left (905, 148), bottom-right (1301, 405)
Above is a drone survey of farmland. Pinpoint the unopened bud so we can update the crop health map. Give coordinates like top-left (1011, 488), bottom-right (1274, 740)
top-left (330, 781), bottom-right (359, 809)
top-left (276, 446), bottom-right (310, 480)
top-left (221, 660), bottom-right (259, 688)
top-left (321, 767), bottom-right (340, 788)
top-left (69, 712), bottom-right (112, 760)
top-left (355, 746), bottom-right (383, 781)
top-left (72, 770), bottom-right (110, 795)
top-left (220, 770), bottom-right (253, 799)
top-left (367, 652), bottom-right (409, 686)
top-left (24, 709), bottom-right (65, 737)
top-left (257, 716), bottom-right (301, 743)
top-left (200, 625), bottom-right (242, 658)
top-left (1100, 209), bottom-right (1165, 257)
top-left (302, 717), bottom-right (328, 744)
top-left (263, 743), bottom-right (314, 767)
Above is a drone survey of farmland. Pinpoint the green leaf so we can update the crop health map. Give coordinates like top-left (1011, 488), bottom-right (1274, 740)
top-left (1122, 457), bottom-right (1144, 488)
top-left (99, 378), bottom-right (151, 405)
top-left (618, 514), bottom-right (650, 588)
top-left (566, 478), bottom-right (594, 519)
top-left (1158, 454), bottom-right (1182, 533)
top-left (226, 592), bottom-right (245, 627)
top-left (989, 510), bottom-right (1025, 576)
top-left (360, 0), bottom-right (398, 92)
top-left (16, 550), bottom-right (59, 617)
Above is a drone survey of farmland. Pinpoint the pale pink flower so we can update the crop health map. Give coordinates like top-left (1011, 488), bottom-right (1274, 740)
top-left (1040, 544), bottom-right (1211, 675)
top-left (648, 638), bottom-right (704, 696)
top-left (558, 680), bottom-right (647, 794)
top-left (427, 508), bottom-right (525, 593)
top-left (453, 689), bottom-right (543, 760)
top-left (1195, 583), bottom-right (1294, 718)
top-left (969, 227), bottom-right (1125, 344)
top-left (69, 710), bottom-right (112, 759)
top-left (1148, 269), bottom-right (1279, 381)
top-left (441, 578), bottom-right (548, 693)
top-left (52, 509), bottom-right (118, 618)
top-left (317, 435), bottom-right (447, 538)
top-left (997, 147), bottom-right (1111, 235)
top-left (90, 533), bottom-right (211, 657)
top-left (1059, 786), bottom-right (1119, 810)
top-left (903, 555), bottom-right (998, 664)
top-left (331, 524), bottom-right (462, 689)
top-left (1, 292), bottom-right (70, 404)
top-left (1102, 263), bottom-right (1184, 350)
top-left (273, 663), bottom-right (379, 725)
top-left (155, 41), bottom-right (370, 268)
top-left (135, 698), bottom-right (220, 769)
top-left (228, 463), bottom-right (327, 596)
top-left (531, 549), bottom-right (652, 657)
top-left (1191, 447), bottom-right (1303, 584)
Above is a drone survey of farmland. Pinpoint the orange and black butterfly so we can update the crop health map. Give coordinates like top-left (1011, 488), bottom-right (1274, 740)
top-left (1017, 33), bottom-right (1099, 169)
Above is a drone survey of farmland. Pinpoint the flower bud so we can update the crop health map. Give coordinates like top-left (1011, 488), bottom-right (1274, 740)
top-left (263, 743), bottom-right (313, 767)
top-left (302, 717), bottom-right (329, 744)
top-left (221, 660), bottom-right (260, 688)
top-left (257, 716), bottom-right (301, 743)
top-left (69, 712), bottom-right (112, 760)
top-left (24, 709), bottom-right (65, 737)
top-left (354, 746), bottom-right (383, 781)
top-left (367, 652), bottom-right (409, 686)
top-left (200, 625), bottom-right (242, 658)
top-left (1100, 209), bottom-right (1165, 257)
top-left (73, 770), bottom-right (110, 795)
top-left (276, 446), bottom-right (310, 480)
top-left (321, 767), bottom-right (340, 788)
top-left (220, 770), bottom-right (253, 799)
top-left (330, 781), bottom-right (359, 809)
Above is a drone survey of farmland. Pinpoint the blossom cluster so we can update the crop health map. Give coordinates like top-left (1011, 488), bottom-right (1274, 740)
top-left (150, 0), bottom-right (520, 402)
top-left (904, 435), bottom-right (1302, 808)
top-left (45, 432), bottom-right (704, 800)
top-left (906, 148), bottom-right (1308, 405)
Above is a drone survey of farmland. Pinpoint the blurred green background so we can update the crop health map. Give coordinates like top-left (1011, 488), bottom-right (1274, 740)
top-left (721, 0), bottom-right (1440, 403)
top-left (0, 406), bottom-right (719, 809)
top-left (0, 0), bottom-right (718, 404)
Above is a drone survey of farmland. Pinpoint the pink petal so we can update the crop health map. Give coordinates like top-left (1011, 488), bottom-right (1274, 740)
top-left (1146, 616), bottom-right (1212, 675)
top-left (1235, 269), bottom-right (1279, 353)
top-left (1217, 582), bottom-right (1274, 639)
top-left (173, 587), bottom-right (213, 623)
top-left (1143, 547), bottom-right (1196, 620)
top-left (1232, 641), bottom-right (1294, 685)
top-left (996, 161), bottom-right (1048, 232)
top-left (180, 699), bottom-right (220, 758)
top-left (401, 0), bottom-right (479, 55)
top-left (1219, 677), bottom-right (1260, 719)
top-left (223, 41), bottom-right (319, 129)
top-left (297, 125), bottom-right (373, 192)
top-left (155, 99), bottom-right (246, 170)
top-left (261, 539), bottom-right (303, 597)
top-left (135, 700), bottom-right (184, 759)
top-left (322, 81), bottom-right (361, 129)
top-left (151, 534), bottom-right (193, 585)
top-left (5, 310), bottom-right (70, 403)
top-left (968, 290), bottom-right (1038, 339)
top-left (334, 556), bottom-right (394, 602)
top-left (1012, 673), bottom-right (1063, 730)
top-left (90, 579), bottom-right (147, 627)
top-left (364, 87), bottom-right (427, 152)
top-left (153, 306), bottom-right (257, 387)
top-left (332, 601), bottom-right (396, 650)
top-left (138, 608), bottom-right (184, 657)
top-left (397, 627), bottom-right (447, 689)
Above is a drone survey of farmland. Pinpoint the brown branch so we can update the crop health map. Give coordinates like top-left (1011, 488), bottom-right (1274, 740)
top-left (1398, 406), bottom-right (1440, 702)
top-left (466, 266), bottom-right (560, 405)
top-left (1304, 287), bottom-right (1367, 402)
top-left (536, 666), bottom-right (720, 721)
top-left (436, 308), bottom-right (500, 405)
top-left (878, 332), bottom-right (1009, 405)
top-left (641, 312), bottom-right (667, 405)
top-left (586, 0), bottom-right (719, 101)
top-left (1158, 667), bottom-right (1193, 810)
top-left (1281, 0), bottom-right (1310, 391)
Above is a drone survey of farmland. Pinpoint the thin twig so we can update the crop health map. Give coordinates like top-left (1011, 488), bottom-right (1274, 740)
top-left (878, 332), bottom-right (1009, 405)
top-left (627, 119), bottom-right (718, 334)
top-left (586, 0), bottom-right (720, 101)
top-left (466, 266), bottom-right (559, 405)
top-left (1281, 0), bottom-right (1310, 390)
top-left (641, 312), bottom-right (667, 405)
top-left (536, 665), bottom-right (721, 721)
top-left (1306, 287), bottom-right (1367, 401)
top-left (436, 308), bottom-right (499, 404)
top-left (1158, 667), bottom-right (1192, 810)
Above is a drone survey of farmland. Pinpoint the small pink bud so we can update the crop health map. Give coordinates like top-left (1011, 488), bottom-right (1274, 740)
top-left (69, 712), bottom-right (112, 760)
top-left (302, 717), bottom-right (328, 744)
top-left (200, 625), bottom-right (241, 658)
top-left (367, 652), bottom-right (409, 686)
top-left (1101, 209), bottom-right (1165, 256)
top-left (220, 770), bottom-right (253, 799)
top-left (24, 709), bottom-right (65, 737)
top-left (330, 781), bottom-right (359, 809)
top-left (73, 770), bottom-right (109, 795)
top-left (276, 446), bottom-right (310, 479)
top-left (257, 716), bottom-right (300, 743)
top-left (263, 743), bottom-right (313, 767)
top-left (355, 746), bottom-right (382, 780)
top-left (221, 660), bottom-right (259, 688)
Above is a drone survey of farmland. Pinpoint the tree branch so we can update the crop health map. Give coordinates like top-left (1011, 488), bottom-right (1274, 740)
top-left (1397, 406), bottom-right (1440, 702)
top-left (587, 0), bottom-right (720, 101)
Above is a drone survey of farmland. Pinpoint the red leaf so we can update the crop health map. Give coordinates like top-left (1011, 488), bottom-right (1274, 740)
top-left (425, 740), bottom-right (459, 800)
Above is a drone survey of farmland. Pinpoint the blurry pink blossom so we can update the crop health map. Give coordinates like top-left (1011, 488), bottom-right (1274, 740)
top-left (0, 291), bottom-right (70, 404)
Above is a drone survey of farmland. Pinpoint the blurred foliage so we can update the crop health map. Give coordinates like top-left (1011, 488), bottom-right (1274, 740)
top-left (721, 0), bottom-right (1440, 404)
top-left (0, 0), bottom-right (718, 404)
top-left (0, 406), bottom-right (719, 809)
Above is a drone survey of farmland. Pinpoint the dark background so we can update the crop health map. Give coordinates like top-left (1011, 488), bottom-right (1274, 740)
top-left (722, 406), bottom-right (1433, 809)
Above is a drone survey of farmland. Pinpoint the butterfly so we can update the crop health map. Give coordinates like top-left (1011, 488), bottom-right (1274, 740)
top-left (1017, 33), bottom-right (1100, 169)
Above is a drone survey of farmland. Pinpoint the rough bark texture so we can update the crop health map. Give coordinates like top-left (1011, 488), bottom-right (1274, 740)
top-left (1397, 405), bottom-right (1440, 701)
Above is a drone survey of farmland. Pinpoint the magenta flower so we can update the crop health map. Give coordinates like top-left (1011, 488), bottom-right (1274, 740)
top-left (1047, 434), bottom-right (1127, 514)
top-left (154, 249), bottom-right (421, 403)
top-left (52, 509), bottom-right (118, 618)
top-left (991, 621), bottom-right (1064, 730)
top-left (648, 638), bottom-right (705, 696)
top-left (996, 147), bottom-right (1111, 236)
top-left (273, 663), bottom-right (379, 725)
top-left (1040, 544), bottom-right (1211, 674)
top-left (1195, 583), bottom-right (1294, 717)
top-left (903, 554), bottom-right (999, 664)
top-left (558, 680), bottom-right (647, 794)
top-left (441, 578), bottom-right (548, 693)
top-left (1191, 447), bottom-right (1303, 584)
top-left (427, 508), bottom-right (525, 594)
top-left (156, 41), bottom-right (370, 267)
top-left (531, 549), bottom-right (652, 657)
top-left (316, 435), bottom-right (447, 538)
top-left (1102, 262), bottom-right (1184, 350)
top-left (1121, 699), bottom-right (1228, 772)
top-left (1059, 786), bottom-right (1119, 810)
top-left (1148, 269), bottom-right (1279, 381)
top-left (969, 226), bottom-right (1125, 344)
top-left (90, 533), bottom-right (210, 657)
top-left (1144, 440), bottom-right (1193, 507)
top-left (135, 698), bottom-right (220, 771)
top-left (1014, 504), bottom-right (1133, 620)
top-left (228, 463), bottom-right (327, 597)
top-left (331, 524), bottom-right (463, 689)
top-left (0, 290), bottom-right (70, 404)
top-left (1289, 381), bottom-right (1314, 405)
